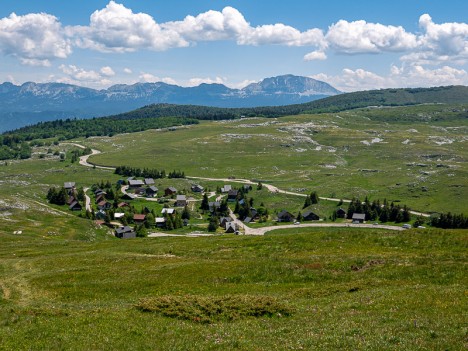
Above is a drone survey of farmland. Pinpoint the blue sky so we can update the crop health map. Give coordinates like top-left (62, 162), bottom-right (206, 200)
top-left (1, 0), bottom-right (467, 91)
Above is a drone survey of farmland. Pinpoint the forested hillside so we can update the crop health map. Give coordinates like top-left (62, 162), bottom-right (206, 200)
top-left (1, 85), bottom-right (467, 160)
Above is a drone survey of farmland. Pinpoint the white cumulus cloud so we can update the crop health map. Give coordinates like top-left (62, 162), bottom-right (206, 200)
top-left (100, 66), bottom-right (115, 77)
top-left (69, 1), bottom-right (188, 52)
top-left (326, 19), bottom-right (417, 54)
top-left (312, 64), bottom-right (468, 92)
top-left (0, 12), bottom-right (71, 65)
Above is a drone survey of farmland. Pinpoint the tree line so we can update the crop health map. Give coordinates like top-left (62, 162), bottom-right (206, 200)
top-left (346, 197), bottom-right (411, 223)
top-left (115, 166), bottom-right (185, 179)
top-left (430, 212), bottom-right (468, 229)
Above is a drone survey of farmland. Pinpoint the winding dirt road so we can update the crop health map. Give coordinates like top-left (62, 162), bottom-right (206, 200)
top-left (68, 143), bottom-right (431, 231)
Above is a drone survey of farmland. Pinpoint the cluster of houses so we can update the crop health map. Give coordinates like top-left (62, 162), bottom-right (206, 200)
top-left (64, 182), bottom-right (83, 211)
top-left (62, 178), bottom-right (367, 239)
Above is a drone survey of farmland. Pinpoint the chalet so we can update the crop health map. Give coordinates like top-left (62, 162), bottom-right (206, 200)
top-left (243, 217), bottom-right (253, 224)
top-left (117, 202), bottom-right (129, 208)
top-left (277, 210), bottom-right (295, 222)
top-left (146, 186), bottom-right (158, 197)
top-left (115, 226), bottom-right (136, 239)
top-left (250, 208), bottom-right (260, 221)
top-left (302, 210), bottom-right (320, 221)
top-left (135, 187), bottom-right (147, 196)
top-left (121, 193), bottom-right (135, 200)
top-left (133, 214), bottom-right (146, 224)
top-left (191, 185), bottom-right (204, 193)
top-left (221, 185), bottom-right (232, 193)
top-left (69, 200), bottom-right (82, 211)
top-left (66, 196), bottom-right (76, 206)
top-left (161, 208), bottom-right (175, 215)
top-left (94, 189), bottom-right (106, 197)
top-left (155, 217), bottom-right (166, 227)
top-left (225, 222), bottom-right (238, 233)
top-left (227, 189), bottom-right (238, 202)
top-left (97, 200), bottom-right (112, 210)
top-left (144, 178), bottom-right (155, 185)
top-left (129, 179), bottom-right (145, 188)
top-left (64, 182), bottom-right (75, 190)
top-left (352, 213), bottom-right (366, 224)
top-left (176, 195), bottom-right (187, 207)
top-left (95, 194), bottom-right (106, 204)
top-left (336, 208), bottom-right (346, 218)
top-left (165, 187), bottom-right (177, 196)
top-left (114, 213), bottom-right (125, 219)
top-left (95, 210), bottom-right (107, 220)
top-left (209, 201), bottom-right (221, 212)
top-left (219, 217), bottom-right (232, 227)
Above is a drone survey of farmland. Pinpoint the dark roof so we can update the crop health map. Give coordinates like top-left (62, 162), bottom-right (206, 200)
top-left (115, 226), bottom-right (136, 238)
top-left (228, 189), bottom-right (238, 196)
top-left (147, 186), bottom-right (158, 192)
top-left (302, 210), bottom-right (319, 220)
top-left (337, 208), bottom-right (346, 213)
top-left (166, 187), bottom-right (177, 192)
top-left (69, 201), bottom-right (82, 210)
top-left (278, 210), bottom-right (294, 218)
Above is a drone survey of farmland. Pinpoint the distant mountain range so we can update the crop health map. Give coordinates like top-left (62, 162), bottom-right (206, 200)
top-left (0, 74), bottom-right (340, 132)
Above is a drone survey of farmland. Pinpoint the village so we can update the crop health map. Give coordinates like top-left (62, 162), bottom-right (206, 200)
top-left (46, 172), bottom-right (415, 239)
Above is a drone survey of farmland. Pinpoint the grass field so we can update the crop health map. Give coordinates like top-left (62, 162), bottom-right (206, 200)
top-left (78, 104), bottom-right (467, 214)
top-left (0, 104), bottom-right (467, 350)
top-left (1, 227), bottom-right (466, 350)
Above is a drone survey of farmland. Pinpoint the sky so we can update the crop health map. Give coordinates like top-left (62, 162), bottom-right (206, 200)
top-left (0, 0), bottom-right (467, 91)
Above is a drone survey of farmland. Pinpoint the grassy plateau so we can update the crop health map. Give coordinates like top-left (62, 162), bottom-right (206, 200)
top-left (0, 103), bottom-right (467, 350)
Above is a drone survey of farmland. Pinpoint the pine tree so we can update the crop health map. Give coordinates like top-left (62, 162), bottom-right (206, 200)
top-left (182, 205), bottom-right (190, 220)
top-left (310, 191), bottom-right (319, 204)
top-left (303, 196), bottom-right (312, 209)
top-left (200, 193), bottom-right (209, 211)
top-left (296, 212), bottom-right (303, 222)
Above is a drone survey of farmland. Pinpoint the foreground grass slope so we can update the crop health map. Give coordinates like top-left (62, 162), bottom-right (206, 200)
top-left (0, 228), bottom-right (466, 350)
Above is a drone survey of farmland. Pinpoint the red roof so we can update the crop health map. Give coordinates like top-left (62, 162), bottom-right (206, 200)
top-left (133, 214), bottom-right (146, 221)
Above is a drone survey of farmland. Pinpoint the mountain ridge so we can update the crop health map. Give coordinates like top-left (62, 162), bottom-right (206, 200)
top-left (0, 74), bottom-right (340, 132)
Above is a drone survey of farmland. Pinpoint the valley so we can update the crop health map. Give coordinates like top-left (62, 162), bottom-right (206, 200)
top-left (0, 96), bottom-right (466, 351)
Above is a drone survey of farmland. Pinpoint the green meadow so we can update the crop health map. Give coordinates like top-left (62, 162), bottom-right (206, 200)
top-left (0, 104), bottom-right (467, 350)
top-left (83, 104), bottom-right (468, 214)
top-left (1, 228), bottom-right (466, 350)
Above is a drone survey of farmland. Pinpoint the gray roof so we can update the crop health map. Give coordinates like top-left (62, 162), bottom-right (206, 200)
top-left (64, 182), bottom-right (75, 189)
top-left (115, 226), bottom-right (133, 234)
top-left (176, 195), bottom-right (187, 201)
top-left (144, 178), bottom-right (155, 185)
top-left (166, 187), bottom-right (177, 192)
top-left (221, 185), bottom-right (232, 192)
top-left (147, 186), bottom-right (158, 192)
top-left (352, 213), bottom-right (366, 220)
top-left (129, 179), bottom-right (145, 186)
